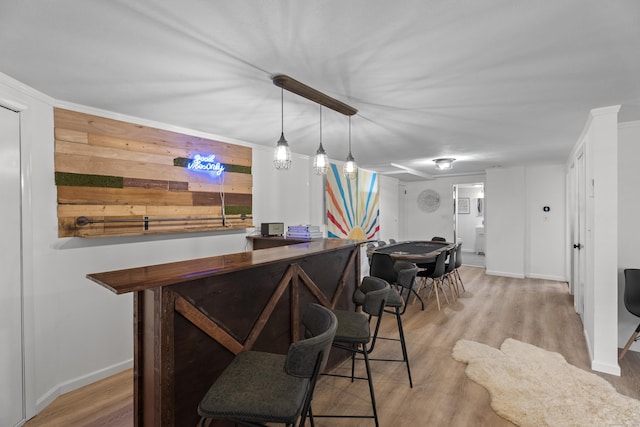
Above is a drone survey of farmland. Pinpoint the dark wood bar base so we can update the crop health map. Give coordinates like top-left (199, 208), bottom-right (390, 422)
top-left (88, 239), bottom-right (362, 426)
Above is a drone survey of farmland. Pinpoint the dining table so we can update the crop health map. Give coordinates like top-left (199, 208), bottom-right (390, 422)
top-left (368, 240), bottom-right (454, 263)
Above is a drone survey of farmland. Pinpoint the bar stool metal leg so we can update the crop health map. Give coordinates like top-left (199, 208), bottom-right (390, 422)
top-left (362, 343), bottom-right (380, 427)
top-left (394, 307), bottom-right (413, 387)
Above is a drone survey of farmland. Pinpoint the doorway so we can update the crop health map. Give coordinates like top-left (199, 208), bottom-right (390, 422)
top-left (569, 148), bottom-right (586, 317)
top-left (454, 183), bottom-right (485, 267)
top-left (0, 105), bottom-right (24, 426)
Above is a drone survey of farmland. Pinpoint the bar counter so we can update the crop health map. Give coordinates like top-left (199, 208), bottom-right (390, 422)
top-left (87, 238), bottom-right (363, 427)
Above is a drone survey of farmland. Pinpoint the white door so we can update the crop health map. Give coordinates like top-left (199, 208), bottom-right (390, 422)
top-left (572, 149), bottom-right (586, 317)
top-left (453, 185), bottom-right (459, 242)
top-left (398, 183), bottom-right (407, 241)
top-left (0, 105), bottom-right (24, 426)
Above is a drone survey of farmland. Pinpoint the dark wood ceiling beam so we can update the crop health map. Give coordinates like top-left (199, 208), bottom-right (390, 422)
top-left (271, 74), bottom-right (358, 116)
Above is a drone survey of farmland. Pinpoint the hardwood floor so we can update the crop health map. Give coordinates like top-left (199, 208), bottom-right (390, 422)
top-left (23, 369), bottom-right (132, 427)
top-left (23, 266), bottom-right (640, 426)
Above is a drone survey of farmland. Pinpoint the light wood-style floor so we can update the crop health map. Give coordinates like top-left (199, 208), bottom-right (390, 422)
top-left (24, 266), bottom-right (640, 426)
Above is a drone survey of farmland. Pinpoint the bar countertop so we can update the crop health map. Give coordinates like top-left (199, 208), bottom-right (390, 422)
top-left (87, 238), bottom-right (364, 295)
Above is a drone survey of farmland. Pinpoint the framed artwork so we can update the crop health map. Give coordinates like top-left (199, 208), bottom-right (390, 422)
top-left (325, 163), bottom-right (380, 240)
top-left (458, 198), bottom-right (470, 214)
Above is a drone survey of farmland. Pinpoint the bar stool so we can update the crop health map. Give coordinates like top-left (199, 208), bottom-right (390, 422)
top-left (317, 276), bottom-right (390, 427)
top-left (196, 303), bottom-right (337, 427)
top-left (371, 252), bottom-right (423, 309)
top-left (359, 261), bottom-right (419, 388)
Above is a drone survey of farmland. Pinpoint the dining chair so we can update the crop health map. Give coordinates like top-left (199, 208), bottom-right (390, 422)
top-left (443, 245), bottom-right (459, 301)
top-left (453, 242), bottom-right (466, 294)
top-left (369, 252), bottom-right (398, 285)
top-left (416, 250), bottom-right (449, 311)
top-left (620, 269), bottom-right (640, 360)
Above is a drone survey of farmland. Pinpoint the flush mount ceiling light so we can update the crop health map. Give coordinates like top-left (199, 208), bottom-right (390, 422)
top-left (434, 158), bottom-right (456, 170)
top-left (312, 105), bottom-right (329, 175)
top-left (273, 86), bottom-right (292, 170)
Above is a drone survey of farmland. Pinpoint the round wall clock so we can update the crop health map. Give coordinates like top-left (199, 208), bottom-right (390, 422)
top-left (417, 189), bottom-right (440, 213)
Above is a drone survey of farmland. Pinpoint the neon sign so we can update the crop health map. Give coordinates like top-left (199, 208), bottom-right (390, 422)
top-left (187, 154), bottom-right (225, 176)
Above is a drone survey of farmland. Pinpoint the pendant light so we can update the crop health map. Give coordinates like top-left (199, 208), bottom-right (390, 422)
top-left (273, 87), bottom-right (292, 170)
top-left (343, 116), bottom-right (357, 180)
top-left (313, 105), bottom-right (329, 175)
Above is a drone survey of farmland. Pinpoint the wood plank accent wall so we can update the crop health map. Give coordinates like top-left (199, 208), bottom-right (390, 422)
top-left (54, 108), bottom-right (253, 237)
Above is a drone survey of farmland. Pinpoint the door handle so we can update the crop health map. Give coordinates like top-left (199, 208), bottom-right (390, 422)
top-left (573, 243), bottom-right (582, 250)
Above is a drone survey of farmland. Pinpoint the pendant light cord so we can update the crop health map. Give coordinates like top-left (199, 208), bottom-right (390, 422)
top-left (348, 116), bottom-right (352, 153)
top-left (281, 87), bottom-right (284, 134)
top-left (319, 105), bottom-right (322, 144)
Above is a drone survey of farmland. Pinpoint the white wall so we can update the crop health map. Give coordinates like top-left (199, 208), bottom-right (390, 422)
top-left (525, 165), bottom-right (566, 281)
top-left (378, 175), bottom-right (400, 242)
top-left (587, 107), bottom-right (619, 374)
top-left (1, 74), bottom-right (58, 419)
top-left (485, 167), bottom-right (526, 278)
top-left (0, 72), bottom-right (330, 419)
top-left (618, 120), bottom-right (640, 353)
top-left (251, 145), bottom-right (314, 231)
top-left (485, 165), bottom-right (566, 281)
top-left (404, 174), bottom-right (485, 242)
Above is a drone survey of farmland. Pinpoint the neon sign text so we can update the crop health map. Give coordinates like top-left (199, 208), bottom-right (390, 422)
top-left (187, 154), bottom-right (225, 176)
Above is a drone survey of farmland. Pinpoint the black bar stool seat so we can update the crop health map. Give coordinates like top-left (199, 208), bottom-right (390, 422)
top-left (197, 304), bottom-right (337, 427)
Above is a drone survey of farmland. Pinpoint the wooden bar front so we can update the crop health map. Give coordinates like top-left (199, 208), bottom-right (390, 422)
top-left (87, 239), bottom-right (362, 426)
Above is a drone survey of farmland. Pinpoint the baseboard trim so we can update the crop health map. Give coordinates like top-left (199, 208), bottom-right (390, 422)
top-left (591, 359), bottom-right (621, 376)
top-left (581, 327), bottom-right (621, 375)
top-left (525, 273), bottom-right (567, 282)
top-left (485, 270), bottom-right (525, 279)
top-left (35, 359), bottom-right (133, 413)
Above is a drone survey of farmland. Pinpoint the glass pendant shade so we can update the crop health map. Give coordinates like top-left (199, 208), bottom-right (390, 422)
top-left (313, 143), bottom-right (329, 175)
top-left (313, 106), bottom-right (329, 175)
top-left (274, 87), bottom-right (291, 170)
top-left (343, 152), bottom-right (357, 180)
top-left (343, 116), bottom-right (357, 180)
top-left (274, 132), bottom-right (292, 169)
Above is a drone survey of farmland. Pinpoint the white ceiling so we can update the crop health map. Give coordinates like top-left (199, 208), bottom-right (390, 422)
top-left (2, 1), bottom-right (640, 180)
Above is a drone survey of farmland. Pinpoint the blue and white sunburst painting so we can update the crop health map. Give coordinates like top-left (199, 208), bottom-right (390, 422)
top-left (326, 163), bottom-right (379, 240)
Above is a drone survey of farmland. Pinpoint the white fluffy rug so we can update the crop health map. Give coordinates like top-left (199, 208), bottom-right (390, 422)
top-left (452, 338), bottom-right (640, 426)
